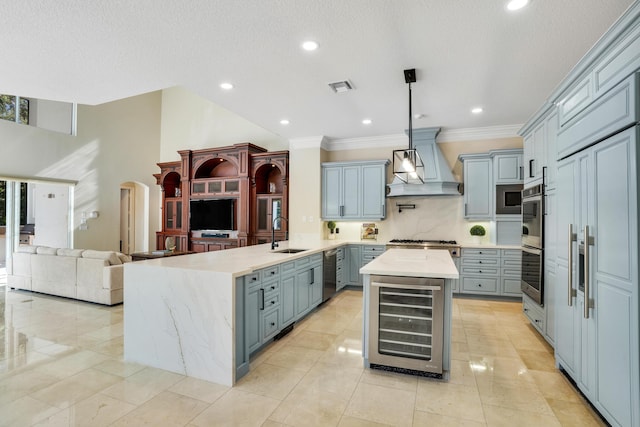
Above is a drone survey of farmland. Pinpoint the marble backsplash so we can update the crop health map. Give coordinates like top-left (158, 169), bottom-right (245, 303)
top-left (328, 196), bottom-right (494, 245)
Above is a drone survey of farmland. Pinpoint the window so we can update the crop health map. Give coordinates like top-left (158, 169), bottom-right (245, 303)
top-left (0, 94), bottom-right (29, 124)
top-left (0, 181), bottom-right (28, 226)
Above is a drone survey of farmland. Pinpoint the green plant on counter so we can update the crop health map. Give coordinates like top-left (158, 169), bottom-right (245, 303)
top-left (327, 221), bottom-right (336, 233)
top-left (470, 225), bottom-right (486, 236)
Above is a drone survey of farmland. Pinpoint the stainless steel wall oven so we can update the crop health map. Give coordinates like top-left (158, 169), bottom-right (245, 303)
top-left (521, 184), bottom-right (544, 305)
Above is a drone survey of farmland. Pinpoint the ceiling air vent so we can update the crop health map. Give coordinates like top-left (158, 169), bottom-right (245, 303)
top-left (328, 80), bottom-right (353, 93)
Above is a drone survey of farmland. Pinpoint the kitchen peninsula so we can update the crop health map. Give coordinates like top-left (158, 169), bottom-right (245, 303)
top-left (360, 249), bottom-right (459, 379)
top-left (123, 239), bottom-right (379, 386)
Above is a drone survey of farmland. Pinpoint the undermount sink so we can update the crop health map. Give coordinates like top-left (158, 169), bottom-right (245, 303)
top-left (273, 248), bottom-right (308, 254)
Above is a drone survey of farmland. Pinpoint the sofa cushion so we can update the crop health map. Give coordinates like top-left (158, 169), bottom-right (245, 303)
top-left (57, 248), bottom-right (85, 257)
top-left (16, 245), bottom-right (38, 254)
top-left (36, 246), bottom-right (58, 255)
top-left (117, 253), bottom-right (132, 263)
top-left (82, 250), bottom-right (121, 265)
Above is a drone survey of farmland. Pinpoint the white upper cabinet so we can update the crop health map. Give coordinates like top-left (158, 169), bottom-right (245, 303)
top-left (493, 151), bottom-right (523, 184)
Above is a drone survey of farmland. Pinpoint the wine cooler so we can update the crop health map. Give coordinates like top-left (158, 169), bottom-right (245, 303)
top-left (368, 275), bottom-right (444, 375)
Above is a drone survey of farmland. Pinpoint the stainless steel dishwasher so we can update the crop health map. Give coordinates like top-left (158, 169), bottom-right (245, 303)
top-left (323, 249), bottom-right (337, 301)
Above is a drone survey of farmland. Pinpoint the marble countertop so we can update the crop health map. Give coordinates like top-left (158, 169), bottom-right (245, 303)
top-left (359, 248), bottom-right (459, 279)
top-left (127, 239), bottom-right (381, 278)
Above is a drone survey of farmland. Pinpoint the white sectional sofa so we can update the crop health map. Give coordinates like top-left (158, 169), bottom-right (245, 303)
top-left (8, 245), bottom-right (131, 305)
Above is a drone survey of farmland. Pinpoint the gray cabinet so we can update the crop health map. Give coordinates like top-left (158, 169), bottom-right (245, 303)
top-left (556, 126), bottom-right (639, 427)
top-left (321, 160), bottom-right (389, 220)
top-left (346, 245), bottom-right (362, 286)
top-left (493, 151), bottom-right (523, 184)
top-left (244, 265), bottom-right (281, 355)
top-left (336, 247), bottom-right (346, 291)
top-left (458, 247), bottom-right (521, 297)
top-left (459, 155), bottom-right (492, 219)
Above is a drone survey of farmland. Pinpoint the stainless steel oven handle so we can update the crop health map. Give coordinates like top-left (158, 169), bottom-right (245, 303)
top-left (371, 281), bottom-right (441, 291)
top-left (568, 223), bottom-right (573, 307)
top-left (584, 225), bottom-right (590, 319)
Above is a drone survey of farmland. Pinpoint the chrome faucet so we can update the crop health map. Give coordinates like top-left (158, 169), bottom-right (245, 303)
top-left (271, 216), bottom-right (288, 250)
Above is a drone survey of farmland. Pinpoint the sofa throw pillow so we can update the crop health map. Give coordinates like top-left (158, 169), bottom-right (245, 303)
top-left (16, 245), bottom-right (38, 254)
top-left (57, 248), bottom-right (85, 257)
top-left (117, 253), bottom-right (132, 263)
top-left (82, 250), bottom-right (122, 265)
top-left (36, 246), bottom-right (59, 255)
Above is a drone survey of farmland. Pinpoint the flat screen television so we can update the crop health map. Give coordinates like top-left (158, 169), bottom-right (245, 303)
top-left (190, 199), bottom-right (235, 230)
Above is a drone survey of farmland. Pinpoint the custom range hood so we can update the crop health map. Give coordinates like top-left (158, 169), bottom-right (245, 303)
top-left (387, 126), bottom-right (461, 197)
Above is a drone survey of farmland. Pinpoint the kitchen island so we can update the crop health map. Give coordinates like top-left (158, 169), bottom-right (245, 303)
top-left (360, 248), bottom-right (459, 379)
top-left (123, 239), bottom-right (380, 386)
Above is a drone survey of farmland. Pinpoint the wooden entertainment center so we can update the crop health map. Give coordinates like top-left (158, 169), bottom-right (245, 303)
top-left (154, 143), bottom-right (289, 252)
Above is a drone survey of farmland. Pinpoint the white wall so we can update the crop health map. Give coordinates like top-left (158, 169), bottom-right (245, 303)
top-left (159, 86), bottom-right (288, 162)
top-left (0, 91), bottom-right (162, 251)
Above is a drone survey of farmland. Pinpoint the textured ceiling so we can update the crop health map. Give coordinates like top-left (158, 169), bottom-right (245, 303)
top-left (1, 0), bottom-right (635, 140)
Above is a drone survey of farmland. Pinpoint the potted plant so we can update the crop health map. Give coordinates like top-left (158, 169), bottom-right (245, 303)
top-left (469, 224), bottom-right (485, 244)
top-left (327, 221), bottom-right (336, 239)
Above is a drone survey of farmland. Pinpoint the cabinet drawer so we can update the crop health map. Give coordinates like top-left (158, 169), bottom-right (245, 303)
top-left (263, 281), bottom-right (279, 296)
top-left (362, 253), bottom-right (381, 262)
top-left (501, 249), bottom-right (522, 258)
top-left (501, 257), bottom-right (522, 267)
top-left (523, 297), bottom-right (544, 333)
top-left (263, 309), bottom-right (280, 340)
top-left (263, 292), bottom-right (279, 309)
top-left (501, 267), bottom-right (522, 277)
top-left (502, 278), bottom-right (522, 296)
top-left (462, 277), bottom-right (498, 293)
top-left (462, 257), bottom-right (499, 266)
top-left (260, 265), bottom-right (280, 282)
top-left (363, 245), bottom-right (385, 255)
top-left (461, 248), bottom-right (499, 257)
top-left (245, 273), bottom-right (260, 286)
top-left (337, 247), bottom-right (345, 261)
top-left (461, 266), bottom-right (499, 276)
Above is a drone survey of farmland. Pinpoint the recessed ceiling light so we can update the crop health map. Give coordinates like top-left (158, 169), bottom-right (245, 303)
top-left (414, 113), bottom-right (425, 119)
top-left (471, 107), bottom-right (483, 114)
top-left (506, 0), bottom-right (529, 11)
top-left (302, 40), bottom-right (319, 51)
top-left (362, 119), bottom-right (372, 125)
top-left (280, 119), bottom-right (290, 125)
top-left (220, 82), bottom-right (233, 90)
top-left (328, 80), bottom-right (353, 93)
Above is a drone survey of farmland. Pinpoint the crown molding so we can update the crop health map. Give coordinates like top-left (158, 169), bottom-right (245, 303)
top-left (437, 124), bottom-right (523, 142)
top-left (288, 136), bottom-right (328, 150)
top-left (322, 124), bottom-right (523, 151)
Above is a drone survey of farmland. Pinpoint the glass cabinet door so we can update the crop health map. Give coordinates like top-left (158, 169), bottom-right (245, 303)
top-left (165, 201), bottom-right (174, 229)
top-left (176, 201), bottom-right (182, 229)
top-left (272, 198), bottom-right (282, 230)
top-left (257, 198), bottom-right (268, 231)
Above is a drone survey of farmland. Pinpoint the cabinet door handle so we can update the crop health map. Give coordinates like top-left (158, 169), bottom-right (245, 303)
top-left (464, 203), bottom-right (467, 216)
top-left (339, 205), bottom-right (344, 217)
top-left (542, 166), bottom-right (547, 187)
top-left (568, 224), bottom-right (575, 307)
top-left (519, 166), bottom-right (524, 180)
top-left (259, 289), bottom-right (265, 311)
top-left (529, 159), bottom-right (535, 178)
top-left (584, 225), bottom-right (591, 319)
top-left (310, 268), bottom-right (315, 285)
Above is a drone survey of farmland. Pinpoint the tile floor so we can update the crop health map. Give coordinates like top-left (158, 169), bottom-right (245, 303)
top-left (0, 287), bottom-right (605, 426)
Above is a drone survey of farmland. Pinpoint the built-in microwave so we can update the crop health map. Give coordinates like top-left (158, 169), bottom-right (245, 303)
top-left (496, 184), bottom-right (523, 215)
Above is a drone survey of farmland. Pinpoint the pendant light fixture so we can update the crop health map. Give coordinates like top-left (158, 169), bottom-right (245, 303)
top-left (393, 68), bottom-right (425, 184)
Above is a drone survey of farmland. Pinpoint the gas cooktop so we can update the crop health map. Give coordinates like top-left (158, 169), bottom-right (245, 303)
top-left (388, 239), bottom-right (458, 245)
top-left (386, 239), bottom-right (460, 257)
